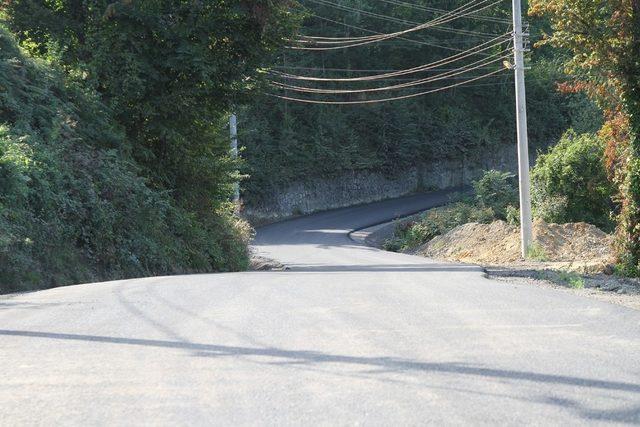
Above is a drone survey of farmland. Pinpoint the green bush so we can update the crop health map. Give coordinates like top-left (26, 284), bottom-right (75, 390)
top-left (0, 28), bottom-right (250, 293)
top-left (531, 130), bottom-right (615, 230)
top-left (384, 202), bottom-right (494, 252)
top-left (473, 170), bottom-right (519, 220)
top-left (505, 205), bottom-right (521, 226)
top-left (385, 170), bottom-right (523, 252)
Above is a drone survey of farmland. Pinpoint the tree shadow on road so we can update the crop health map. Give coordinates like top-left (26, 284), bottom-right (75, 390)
top-left (2, 328), bottom-right (639, 422)
top-left (1, 328), bottom-right (638, 393)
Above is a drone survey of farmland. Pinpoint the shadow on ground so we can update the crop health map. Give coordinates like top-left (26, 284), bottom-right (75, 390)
top-left (2, 328), bottom-right (639, 422)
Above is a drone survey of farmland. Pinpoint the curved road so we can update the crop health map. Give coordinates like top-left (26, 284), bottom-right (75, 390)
top-left (2, 190), bottom-right (640, 425)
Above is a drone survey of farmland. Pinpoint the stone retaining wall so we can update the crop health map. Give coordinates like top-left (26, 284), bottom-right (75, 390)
top-left (244, 143), bottom-right (520, 224)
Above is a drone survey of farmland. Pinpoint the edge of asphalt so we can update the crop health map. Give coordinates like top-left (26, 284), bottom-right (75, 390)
top-left (347, 203), bottom-right (640, 312)
top-left (347, 210), bottom-right (489, 278)
top-left (347, 187), bottom-right (473, 247)
top-left (348, 207), bottom-right (431, 248)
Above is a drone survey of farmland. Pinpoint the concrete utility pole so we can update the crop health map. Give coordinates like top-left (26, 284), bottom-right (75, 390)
top-left (511, 0), bottom-right (533, 258)
top-left (229, 113), bottom-right (240, 205)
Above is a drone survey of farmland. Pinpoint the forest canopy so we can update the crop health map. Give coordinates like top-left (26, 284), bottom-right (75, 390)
top-left (0, 0), bottom-right (300, 292)
top-left (237, 0), bottom-right (601, 204)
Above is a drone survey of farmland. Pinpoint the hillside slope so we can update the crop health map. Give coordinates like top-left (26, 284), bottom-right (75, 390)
top-left (0, 28), bottom-right (249, 293)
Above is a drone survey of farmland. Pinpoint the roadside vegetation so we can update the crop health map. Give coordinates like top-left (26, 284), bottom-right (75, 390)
top-left (2, 0), bottom-right (640, 293)
top-left (0, 2), bottom-right (299, 293)
top-left (531, 130), bottom-right (615, 231)
top-left (384, 170), bottom-right (520, 252)
top-left (0, 27), bottom-right (249, 292)
top-left (238, 2), bottom-right (602, 206)
top-left (385, 134), bottom-right (617, 258)
top-left (383, 131), bottom-right (625, 293)
top-left (386, 1), bottom-right (640, 278)
top-left (530, 0), bottom-right (640, 275)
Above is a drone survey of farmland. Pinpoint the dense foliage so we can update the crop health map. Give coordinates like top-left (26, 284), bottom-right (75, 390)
top-left (385, 170), bottom-right (520, 252)
top-left (1, 1), bottom-right (300, 292)
top-left (531, 130), bottom-right (615, 230)
top-left (530, 0), bottom-right (640, 274)
top-left (0, 28), bottom-right (253, 293)
top-left (473, 170), bottom-right (519, 220)
top-left (6, 0), bottom-right (299, 199)
top-left (238, 0), bottom-right (601, 204)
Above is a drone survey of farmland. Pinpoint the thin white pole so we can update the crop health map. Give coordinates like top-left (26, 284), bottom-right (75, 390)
top-left (512, 0), bottom-right (533, 258)
top-left (229, 113), bottom-right (240, 205)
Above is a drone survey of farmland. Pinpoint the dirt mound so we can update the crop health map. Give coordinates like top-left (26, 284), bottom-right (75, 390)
top-left (419, 220), bottom-right (613, 272)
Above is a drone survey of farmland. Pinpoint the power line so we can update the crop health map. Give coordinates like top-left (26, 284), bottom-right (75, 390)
top-left (273, 34), bottom-right (511, 82)
top-left (272, 0), bottom-right (513, 105)
top-left (308, 15), bottom-right (503, 45)
top-left (289, 0), bottom-right (505, 50)
top-left (374, 0), bottom-right (510, 24)
top-left (301, 0), bottom-right (497, 39)
top-left (274, 65), bottom-right (502, 72)
top-left (297, 0), bottom-right (503, 40)
top-left (304, 15), bottom-right (471, 52)
top-left (270, 68), bottom-right (506, 104)
top-left (271, 51), bottom-right (511, 94)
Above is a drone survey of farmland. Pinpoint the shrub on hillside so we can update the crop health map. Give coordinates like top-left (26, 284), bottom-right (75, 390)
top-left (384, 202), bottom-right (494, 252)
top-left (0, 28), bottom-right (249, 293)
top-left (531, 130), bottom-right (615, 230)
top-left (385, 170), bottom-right (520, 252)
top-left (473, 170), bottom-right (519, 220)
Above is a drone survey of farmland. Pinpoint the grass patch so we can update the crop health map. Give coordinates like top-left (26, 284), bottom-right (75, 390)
top-left (536, 270), bottom-right (585, 289)
top-left (526, 243), bottom-right (549, 262)
top-left (557, 270), bottom-right (586, 289)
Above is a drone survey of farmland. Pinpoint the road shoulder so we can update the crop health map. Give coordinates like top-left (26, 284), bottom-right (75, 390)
top-left (354, 217), bottom-right (640, 311)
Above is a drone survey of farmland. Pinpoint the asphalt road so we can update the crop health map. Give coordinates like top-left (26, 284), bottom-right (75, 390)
top-left (2, 190), bottom-right (640, 425)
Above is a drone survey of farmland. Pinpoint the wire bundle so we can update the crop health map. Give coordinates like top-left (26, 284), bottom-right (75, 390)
top-left (289, 0), bottom-right (507, 50)
top-left (271, 0), bottom-right (514, 104)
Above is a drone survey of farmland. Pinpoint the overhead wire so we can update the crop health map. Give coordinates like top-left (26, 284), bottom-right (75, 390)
top-left (271, 0), bottom-right (513, 104)
top-left (374, 0), bottom-right (511, 24)
top-left (308, 14), bottom-right (504, 44)
top-left (273, 33), bottom-right (511, 82)
top-left (274, 65), bottom-right (501, 72)
top-left (289, 0), bottom-right (505, 50)
top-left (299, 0), bottom-right (499, 41)
top-left (269, 68), bottom-right (507, 105)
top-left (292, 0), bottom-right (500, 48)
top-left (305, 15), bottom-right (471, 52)
top-left (270, 50), bottom-right (511, 94)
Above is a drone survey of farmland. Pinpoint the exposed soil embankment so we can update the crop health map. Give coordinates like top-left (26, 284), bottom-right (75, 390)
top-left (418, 220), bottom-right (613, 273)
top-left (361, 216), bottom-right (640, 309)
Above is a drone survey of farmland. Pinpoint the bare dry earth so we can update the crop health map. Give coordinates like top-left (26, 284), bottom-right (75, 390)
top-left (416, 220), bottom-right (640, 310)
top-left (364, 219), bottom-right (640, 310)
top-left (419, 220), bottom-right (613, 273)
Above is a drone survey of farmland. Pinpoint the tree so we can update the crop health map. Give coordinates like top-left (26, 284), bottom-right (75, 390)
top-left (530, 0), bottom-right (640, 274)
top-left (238, 1), bottom-right (587, 206)
top-left (5, 0), bottom-right (301, 207)
top-left (0, 1), bottom-right (302, 287)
